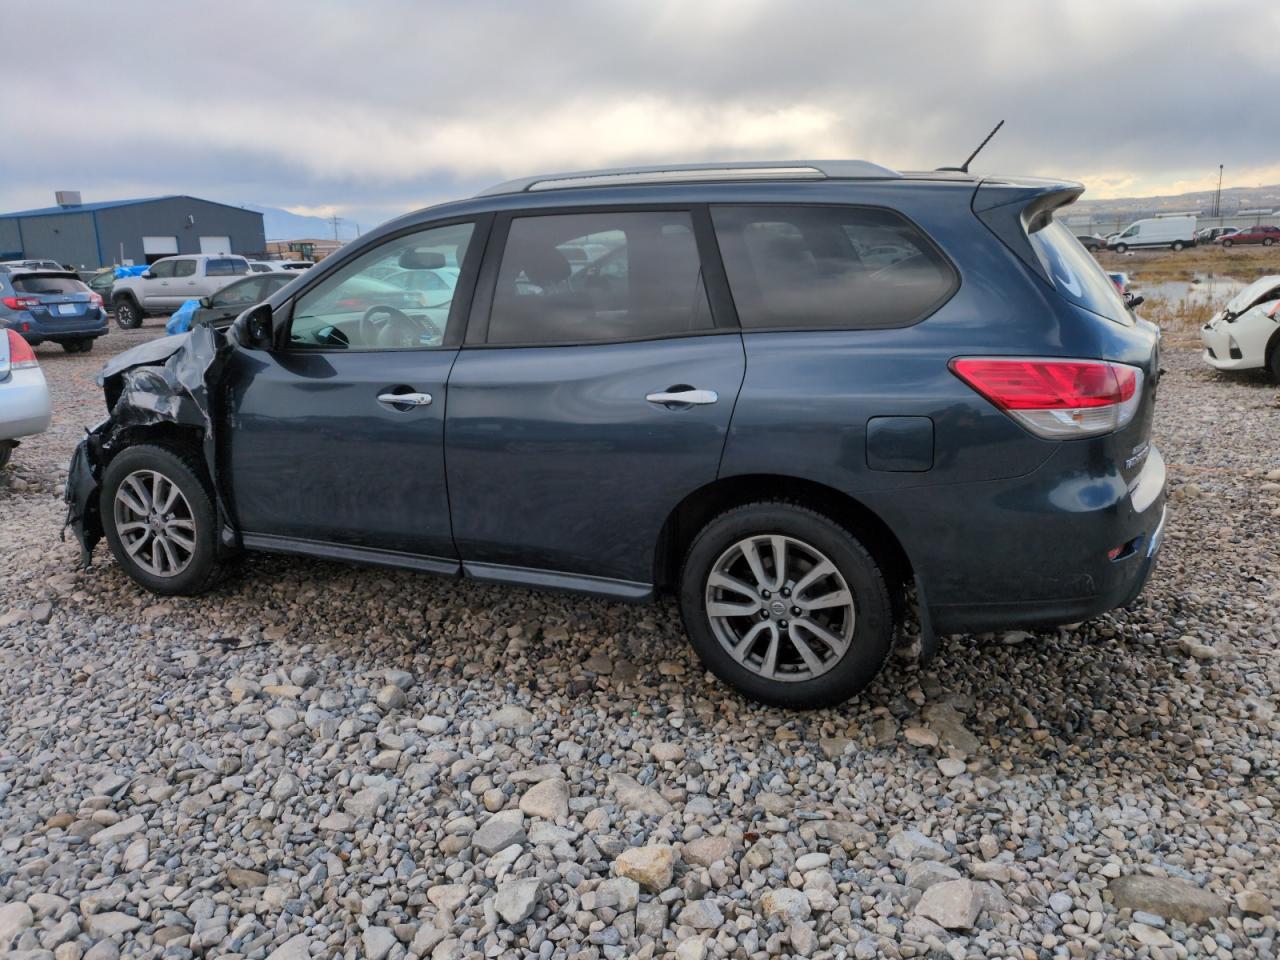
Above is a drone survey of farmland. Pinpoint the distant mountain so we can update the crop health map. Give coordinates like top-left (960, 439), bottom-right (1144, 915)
top-left (242, 204), bottom-right (360, 242)
top-left (1072, 183), bottom-right (1280, 219)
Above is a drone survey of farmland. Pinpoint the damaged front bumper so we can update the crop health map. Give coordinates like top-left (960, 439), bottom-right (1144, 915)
top-left (63, 324), bottom-right (235, 565)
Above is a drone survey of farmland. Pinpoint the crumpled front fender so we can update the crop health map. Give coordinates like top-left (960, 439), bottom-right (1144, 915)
top-left (63, 324), bottom-right (233, 565)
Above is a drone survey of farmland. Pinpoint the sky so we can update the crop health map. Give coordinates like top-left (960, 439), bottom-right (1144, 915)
top-left (2, 0), bottom-right (1278, 232)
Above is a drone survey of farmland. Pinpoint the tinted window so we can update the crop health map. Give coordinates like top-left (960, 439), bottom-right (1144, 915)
top-left (210, 276), bottom-right (266, 308)
top-left (149, 260), bottom-right (177, 279)
top-left (711, 205), bottom-right (957, 330)
top-left (207, 258), bottom-right (247, 276)
top-left (488, 211), bottom-right (710, 344)
top-left (289, 221), bottom-right (475, 351)
top-left (1027, 221), bottom-right (1130, 325)
top-left (12, 274), bottom-right (88, 295)
top-left (172, 259), bottom-right (197, 278)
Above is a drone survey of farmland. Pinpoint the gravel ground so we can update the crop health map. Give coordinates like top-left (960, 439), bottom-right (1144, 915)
top-left (1, 323), bottom-right (1278, 960)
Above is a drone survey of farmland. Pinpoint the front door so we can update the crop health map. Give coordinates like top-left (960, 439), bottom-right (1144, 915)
top-left (223, 219), bottom-right (484, 567)
top-left (446, 208), bottom-right (745, 590)
top-left (137, 258), bottom-right (176, 310)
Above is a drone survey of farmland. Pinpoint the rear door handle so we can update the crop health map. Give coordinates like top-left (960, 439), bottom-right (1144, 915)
top-left (646, 388), bottom-right (718, 406)
top-left (377, 391), bottom-right (432, 407)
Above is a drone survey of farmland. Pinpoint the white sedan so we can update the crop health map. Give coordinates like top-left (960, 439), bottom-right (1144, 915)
top-left (1201, 275), bottom-right (1280, 380)
top-left (0, 330), bottom-right (52, 469)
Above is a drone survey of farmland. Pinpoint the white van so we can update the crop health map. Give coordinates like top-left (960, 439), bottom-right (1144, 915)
top-left (1106, 216), bottom-right (1196, 253)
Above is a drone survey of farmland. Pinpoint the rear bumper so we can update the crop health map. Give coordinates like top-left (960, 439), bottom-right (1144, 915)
top-left (3, 309), bottom-right (109, 344)
top-left (872, 440), bottom-right (1168, 635)
top-left (0, 366), bottom-right (53, 441)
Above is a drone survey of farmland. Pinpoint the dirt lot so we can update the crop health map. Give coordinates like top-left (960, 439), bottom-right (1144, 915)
top-left (1, 311), bottom-right (1278, 960)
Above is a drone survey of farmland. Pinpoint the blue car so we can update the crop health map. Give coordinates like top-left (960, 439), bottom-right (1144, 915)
top-left (65, 159), bottom-right (1165, 707)
top-left (1, 267), bottom-right (109, 352)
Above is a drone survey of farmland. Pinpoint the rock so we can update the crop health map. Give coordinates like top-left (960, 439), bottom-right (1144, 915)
top-left (609, 772), bottom-right (673, 816)
top-left (1048, 892), bottom-right (1073, 914)
top-left (583, 653), bottom-right (612, 674)
top-left (264, 706), bottom-right (297, 730)
top-left (675, 939), bottom-right (707, 960)
top-left (762, 887), bottom-right (811, 922)
top-left (788, 921), bottom-right (818, 956)
top-left (375, 684), bottom-right (406, 710)
top-left (491, 704), bottom-right (535, 733)
top-left (30, 601), bottom-right (53, 624)
top-left (936, 757), bottom-right (966, 777)
top-left (83, 944), bottom-right (118, 960)
top-left (427, 884), bottom-right (468, 913)
top-left (226, 868), bottom-right (268, 889)
top-left (121, 838), bottom-right (149, 871)
top-left (794, 852), bottom-right (830, 872)
top-left (88, 814), bottom-right (145, 847)
top-left (887, 830), bottom-right (948, 862)
top-left (906, 861), bottom-right (961, 890)
top-left (677, 899), bottom-right (724, 931)
top-left (597, 877), bottom-right (640, 912)
top-left (493, 878), bottom-right (542, 924)
top-left (915, 879), bottom-right (982, 930)
top-left (318, 811), bottom-right (354, 832)
top-left (684, 835), bottom-right (734, 867)
top-left (362, 926), bottom-right (397, 960)
top-left (1130, 922), bottom-right (1173, 948)
top-left (345, 784), bottom-right (392, 818)
top-left (417, 714), bottom-right (449, 734)
top-left (1236, 890), bottom-right (1273, 916)
top-left (615, 844), bottom-right (677, 891)
top-left (1108, 875), bottom-right (1229, 925)
top-left (474, 810), bottom-right (526, 855)
top-left (83, 913), bottom-right (143, 939)
top-left (651, 742), bottom-right (685, 763)
top-left (265, 934), bottom-right (312, 960)
top-left (0, 902), bottom-right (34, 946)
top-left (636, 901), bottom-right (668, 938)
top-left (289, 665), bottom-right (318, 687)
top-left (518, 777), bottom-right (569, 820)
top-left (1179, 636), bottom-right (1225, 660)
top-left (411, 926), bottom-right (448, 957)
top-left (903, 726), bottom-right (938, 748)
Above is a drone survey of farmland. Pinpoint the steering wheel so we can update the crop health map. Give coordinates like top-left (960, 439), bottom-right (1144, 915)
top-left (357, 304), bottom-right (442, 349)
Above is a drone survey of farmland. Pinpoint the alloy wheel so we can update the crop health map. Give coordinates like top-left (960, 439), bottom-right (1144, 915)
top-left (113, 469), bottom-right (197, 577)
top-left (704, 534), bottom-right (856, 683)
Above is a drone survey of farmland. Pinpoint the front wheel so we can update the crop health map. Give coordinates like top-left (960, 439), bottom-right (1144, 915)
top-left (1222, 239), bottom-right (1234, 248)
top-left (101, 444), bottom-right (224, 595)
top-left (679, 502), bottom-right (894, 708)
top-left (1113, 243), bottom-right (1128, 254)
top-left (114, 298), bottom-right (143, 329)
top-left (1265, 238), bottom-right (1274, 247)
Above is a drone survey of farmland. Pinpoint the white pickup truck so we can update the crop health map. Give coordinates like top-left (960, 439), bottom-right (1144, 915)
top-left (112, 254), bottom-right (252, 329)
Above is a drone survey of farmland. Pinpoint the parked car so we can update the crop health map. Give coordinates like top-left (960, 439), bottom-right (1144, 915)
top-left (65, 159), bottom-right (1166, 708)
top-left (1196, 227), bottom-right (1238, 244)
top-left (1200, 275), bottom-right (1280, 379)
top-left (1107, 216), bottom-right (1196, 253)
top-left (0, 267), bottom-right (108, 352)
top-left (0, 329), bottom-right (51, 469)
top-left (1, 258), bottom-right (65, 272)
top-left (248, 260), bottom-right (313, 274)
top-left (86, 269), bottom-right (116, 313)
top-left (1218, 225), bottom-right (1280, 247)
top-left (112, 255), bottom-right (252, 329)
top-left (1075, 233), bottom-right (1106, 251)
top-left (177, 272), bottom-right (297, 331)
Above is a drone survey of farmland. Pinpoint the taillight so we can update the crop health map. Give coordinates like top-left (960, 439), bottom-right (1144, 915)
top-left (2, 295), bottom-right (40, 310)
top-left (950, 357), bottom-right (1144, 439)
top-left (89, 292), bottom-right (104, 309)
top-left (5, 329), bottom-right (38, 369)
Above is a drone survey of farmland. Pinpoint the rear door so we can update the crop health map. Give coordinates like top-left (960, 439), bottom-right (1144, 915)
top-left (445, 207), bottom-right (744, 591)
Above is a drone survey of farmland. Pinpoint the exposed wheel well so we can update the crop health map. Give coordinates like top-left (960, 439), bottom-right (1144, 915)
top-left (1266, 328), bottom-right (1280, 376)
top-left (653, 474), bottom-right (913, 597)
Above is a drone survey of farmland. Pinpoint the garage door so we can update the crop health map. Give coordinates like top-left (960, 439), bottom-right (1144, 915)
top-left (199, 235), bottom-right (232, 254)
top-left (142, 236), bottom-right (178, 255)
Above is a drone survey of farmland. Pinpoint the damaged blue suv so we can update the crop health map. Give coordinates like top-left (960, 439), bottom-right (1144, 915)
top-left (66, 160), bottom-right (1165, 707)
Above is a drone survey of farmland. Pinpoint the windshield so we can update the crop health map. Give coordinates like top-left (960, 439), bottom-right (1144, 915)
top-left (1225, 276), bottom-right (1280, 314)
top-left (1027, 220), bottom-right (1131, 324)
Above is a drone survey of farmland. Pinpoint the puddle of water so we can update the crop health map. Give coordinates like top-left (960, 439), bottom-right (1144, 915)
top-left (1137, 273), bottom-right (1247, 306)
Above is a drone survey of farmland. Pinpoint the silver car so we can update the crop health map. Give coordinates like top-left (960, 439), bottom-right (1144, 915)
top-left (0, 329), bottom-right (52, 469)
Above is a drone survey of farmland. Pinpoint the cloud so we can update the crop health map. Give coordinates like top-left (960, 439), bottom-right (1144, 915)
top-left (2, 0), bottom-right (1278, 226)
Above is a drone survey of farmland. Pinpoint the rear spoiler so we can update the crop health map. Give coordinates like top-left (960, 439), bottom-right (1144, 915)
top-left (971, 177), bottom-right (1085, 286)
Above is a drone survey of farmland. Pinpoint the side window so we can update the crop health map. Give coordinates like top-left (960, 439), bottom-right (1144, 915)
top-left (711, 205), bottom-right (957, 330)
top-left (212, 278), bottom-right (265, 308)
top-left (172, 259), bottom-right (197, 278)
top-left (289, 221), bottom-right (475, 351)
top-left (207, 258), bottom-right (248, 277)
top-left (488, 211), bottom-right (710, 345)
top-left (149, 260), bottom-right (176, 279)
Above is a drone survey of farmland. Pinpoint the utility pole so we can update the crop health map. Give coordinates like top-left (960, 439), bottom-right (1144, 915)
top-left (328, 213), bottom-right (345, 240)
top-left (1213, 164), bottom-right (1223, 219)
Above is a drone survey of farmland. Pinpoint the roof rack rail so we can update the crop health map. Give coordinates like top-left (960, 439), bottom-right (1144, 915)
top-left (478, 160), bottom-right (900, 196)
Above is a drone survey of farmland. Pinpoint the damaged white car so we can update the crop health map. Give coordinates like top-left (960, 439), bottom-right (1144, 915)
top-left (1200, 275), bottom-right (1280, 380)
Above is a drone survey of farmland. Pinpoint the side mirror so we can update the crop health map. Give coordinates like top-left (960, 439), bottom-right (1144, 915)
top-left (1126, 294), bottom-right (1145, 310)
top-left (141, 270), bottom-right (154, 279)
top-left (199, 296), bottom-right (212, 308)
top-left (233, 302), bottom-right (275, 349)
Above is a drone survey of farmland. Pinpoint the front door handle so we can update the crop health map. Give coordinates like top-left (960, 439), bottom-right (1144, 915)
top-left (646, 388), bottom-right (718, 406)
top-left (377, 391), bottom-right (433, 407)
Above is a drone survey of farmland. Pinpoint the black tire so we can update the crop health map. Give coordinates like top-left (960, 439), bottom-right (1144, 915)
top-left (60, 339), bottom-right (93, 353)
top-left (1113, 243), bottom-right (1128, 254)
top-left (678, 501), bottom-right (894, 708)
top-left (1222, 239), bottom-right (1234, 248)
top-left (1172, 241), bottom-right (1185, 252)
top-left (100, 444), bottom-right (224, 596)
top-left (1265, 238), bottom-right (1274, 247)
top-left (114, 297), bottom-right (143, 329)
top-left (0, 441), bottom-right (12, 470)
top-left (1268, 335), bottom-right (1280, 384)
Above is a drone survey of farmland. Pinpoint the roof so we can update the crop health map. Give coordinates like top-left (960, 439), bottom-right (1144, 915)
top-left (477, 159), bottom-right (902, 196)
top-left (0, 195), bottom-right (263, 220)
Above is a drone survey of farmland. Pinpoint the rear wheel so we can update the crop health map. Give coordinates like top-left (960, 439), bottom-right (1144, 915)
top-left (114, 298), bottom-right (143, 329)
top-left (1172, 241), bottom-right (1185, 252)
top-left (679, 502), bottom-right (894, 708)
top-left (1222, 239), bottom-right (1234, 248)
top-left (1113, 243), bottom-right (1128, 254)
top-left (60, 339), bottom-right (93, 353)
top-left (101, 444), bottom-right (224, 595)
top-left (1265, 238), bottom-right (1275, 247)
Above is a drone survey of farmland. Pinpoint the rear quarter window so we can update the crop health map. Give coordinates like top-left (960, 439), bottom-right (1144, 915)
top-left (711, 205), bottom-right (958, 330)
top-left (207, 258), bottom-right (248, 277)
top-left (1027, 221), bottom-right (1131, 324)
